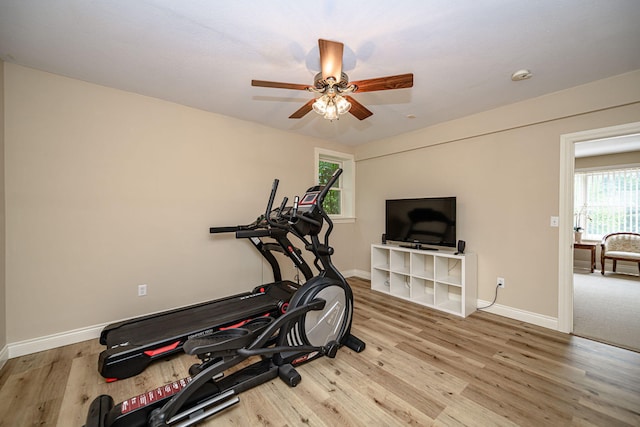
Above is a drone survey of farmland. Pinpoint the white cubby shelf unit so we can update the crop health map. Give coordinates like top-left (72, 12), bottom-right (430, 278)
top-left (370, 244), bottom-right (477, 317)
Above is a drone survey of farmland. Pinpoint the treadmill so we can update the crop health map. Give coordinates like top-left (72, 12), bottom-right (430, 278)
top-left (98, 206), bottom-right (315, 381)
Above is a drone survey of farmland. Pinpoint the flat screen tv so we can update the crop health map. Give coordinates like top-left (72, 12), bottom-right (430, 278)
top-left (385, 197), bottom-right (456, 248)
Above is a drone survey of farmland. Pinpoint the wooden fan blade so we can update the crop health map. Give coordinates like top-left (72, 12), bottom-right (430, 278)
top-left (289, 99), bottom-right (315, 119)
top-left (345, 96), bottom-right (373, 120)
top-left (319, 39), bottom-right (343, 81)
top-left (351, 73), bottom-right (414, 93)
top-left (251, 80), bottom-right (310, 91)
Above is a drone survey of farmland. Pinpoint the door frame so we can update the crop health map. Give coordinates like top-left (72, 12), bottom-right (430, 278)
top-left (558, 121), bottom-right (640, 333)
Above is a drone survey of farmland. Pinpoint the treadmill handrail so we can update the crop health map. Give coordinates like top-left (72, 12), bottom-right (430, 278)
top-left (236, 229), bottom-right (270, 238)
top-left (209, 226), bottom-right (241, 234)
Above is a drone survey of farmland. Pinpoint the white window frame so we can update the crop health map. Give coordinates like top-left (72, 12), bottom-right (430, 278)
top-left (314, 148), bottom-right (355, 223)
top-left (574, 163), bottom-right (640, 240)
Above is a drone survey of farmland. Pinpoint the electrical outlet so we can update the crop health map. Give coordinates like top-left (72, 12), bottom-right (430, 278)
top-left (497, 277), bottom-right (505, 288)
top-left (138, 284), bottom-right (147, 296)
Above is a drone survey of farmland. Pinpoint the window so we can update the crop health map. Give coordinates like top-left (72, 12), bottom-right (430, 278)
top-left (315, 148), bottom-right (355, 222)
top-left (319, 158), bottom-right (342, 214)
top-left (574, 166), bottom-right (640, 239)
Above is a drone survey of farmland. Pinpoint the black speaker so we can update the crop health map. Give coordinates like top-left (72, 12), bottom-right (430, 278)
top-left (454, 240), bottom-right (465, 255)
top-left (382, 233), bottom-right (386, 244)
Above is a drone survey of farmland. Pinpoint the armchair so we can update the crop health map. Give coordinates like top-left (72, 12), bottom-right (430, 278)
top-left (600, 232), bottom-right (640, 275)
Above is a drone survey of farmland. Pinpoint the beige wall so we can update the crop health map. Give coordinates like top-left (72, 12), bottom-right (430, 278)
top-left (354, 71), bottom-right (640, 318)
top-left (0, 61), bottom-right (6, 351)
top-left (3, 63), bottom-right (355, 343)
top-left (4, 61), bottom-right (640, 346)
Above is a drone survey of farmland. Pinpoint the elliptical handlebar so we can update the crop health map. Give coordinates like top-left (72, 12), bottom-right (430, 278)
top-left (212, 169), bottom-right (343, 243)
top-left (317, 168), bottom-right (342, 208)
top-left (316, 168), bottom-right (342, 246)
top-left (265, 179), bottom-right (292, 231)
top-left (265, 179), bottom-right (279, 225)
top-left (276, 197), bottom-right (288, 220)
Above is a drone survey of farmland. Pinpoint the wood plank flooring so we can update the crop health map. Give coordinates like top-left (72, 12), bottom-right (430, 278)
top-left (0, 277), bottom-right (639, 426)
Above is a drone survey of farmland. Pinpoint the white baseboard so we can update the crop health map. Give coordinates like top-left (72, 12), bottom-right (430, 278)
top-left (2, 272), bottom-right (371, 359)
top-left (350, 271), bottom-right (557, 330)
top-left (350, 271), bottom-right (558, 330)
top-left (341, 269), bottom-right (358, 278)
top-left (346, 269), bottom-right (370, 280)
top-left (6, 275), bottom-right (379, 359)
top-left (3, 272), bottom-right (558, 360)
top-left (476, 299), bottom-right (558, 330)
top-left (0, 344), bottom-right (8, 371)
top-left (8, 323), bottom-right (107, 359)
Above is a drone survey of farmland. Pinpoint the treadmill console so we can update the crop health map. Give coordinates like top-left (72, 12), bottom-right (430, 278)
top-left (291, 188), bottom-right (324, 237)
top-left (298, 191), bottom-right (320, 207)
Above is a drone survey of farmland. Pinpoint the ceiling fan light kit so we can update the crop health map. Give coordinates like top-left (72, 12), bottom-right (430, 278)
top-left (251, 39), bottom-right (414, 121)
top-left (308, 73), bottom-right (355, 120)
top-left (312, 94), bottom-right (351, 121)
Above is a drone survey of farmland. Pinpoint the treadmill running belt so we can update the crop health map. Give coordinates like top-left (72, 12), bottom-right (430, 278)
top-left (105, 292), bottom-right (281, 347)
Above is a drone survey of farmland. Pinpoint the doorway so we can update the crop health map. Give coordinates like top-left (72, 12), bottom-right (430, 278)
top-left (572, 136), bottom-right (640, 350)
top-left (558, 121), bottom-right (640, 335)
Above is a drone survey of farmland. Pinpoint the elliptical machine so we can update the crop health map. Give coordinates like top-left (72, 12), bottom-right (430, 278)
top-left (97, 184), bottom-right (316, 381)
top-left (84, 169), bottom-right (365, 427)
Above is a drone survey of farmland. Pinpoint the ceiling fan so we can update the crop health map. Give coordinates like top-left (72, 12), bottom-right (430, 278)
top-left (251, 39), bottom-right (414, 121)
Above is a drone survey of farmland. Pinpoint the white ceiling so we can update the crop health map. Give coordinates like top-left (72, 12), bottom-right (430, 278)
top-left (1, 0), bottom-right (640, 146)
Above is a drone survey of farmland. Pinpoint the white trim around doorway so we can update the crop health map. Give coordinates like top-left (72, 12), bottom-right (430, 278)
top-left (558, 121), bottom-right (640, 333)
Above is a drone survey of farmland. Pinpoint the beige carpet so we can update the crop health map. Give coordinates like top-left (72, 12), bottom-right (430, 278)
top-left (573, 270), bottom-right (640, 352)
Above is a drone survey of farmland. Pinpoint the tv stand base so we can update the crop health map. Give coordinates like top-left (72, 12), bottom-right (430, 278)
top-left (370, 244), bottom-right (477, 318)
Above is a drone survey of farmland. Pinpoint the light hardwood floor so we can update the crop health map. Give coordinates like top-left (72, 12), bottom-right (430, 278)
top-left (1, 277), bottom-right (639, 426)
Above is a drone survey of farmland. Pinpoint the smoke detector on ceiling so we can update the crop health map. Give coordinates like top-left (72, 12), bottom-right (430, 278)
top-left (511, 69), bottom-right (533, 81)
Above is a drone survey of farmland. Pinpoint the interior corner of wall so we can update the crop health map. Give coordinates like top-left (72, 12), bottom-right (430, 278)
top-left (0, 344), bottom-right (8, 370)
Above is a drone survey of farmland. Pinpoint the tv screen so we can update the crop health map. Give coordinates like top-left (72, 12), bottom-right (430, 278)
top-left (385, 197), bottom-right (456, 248)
